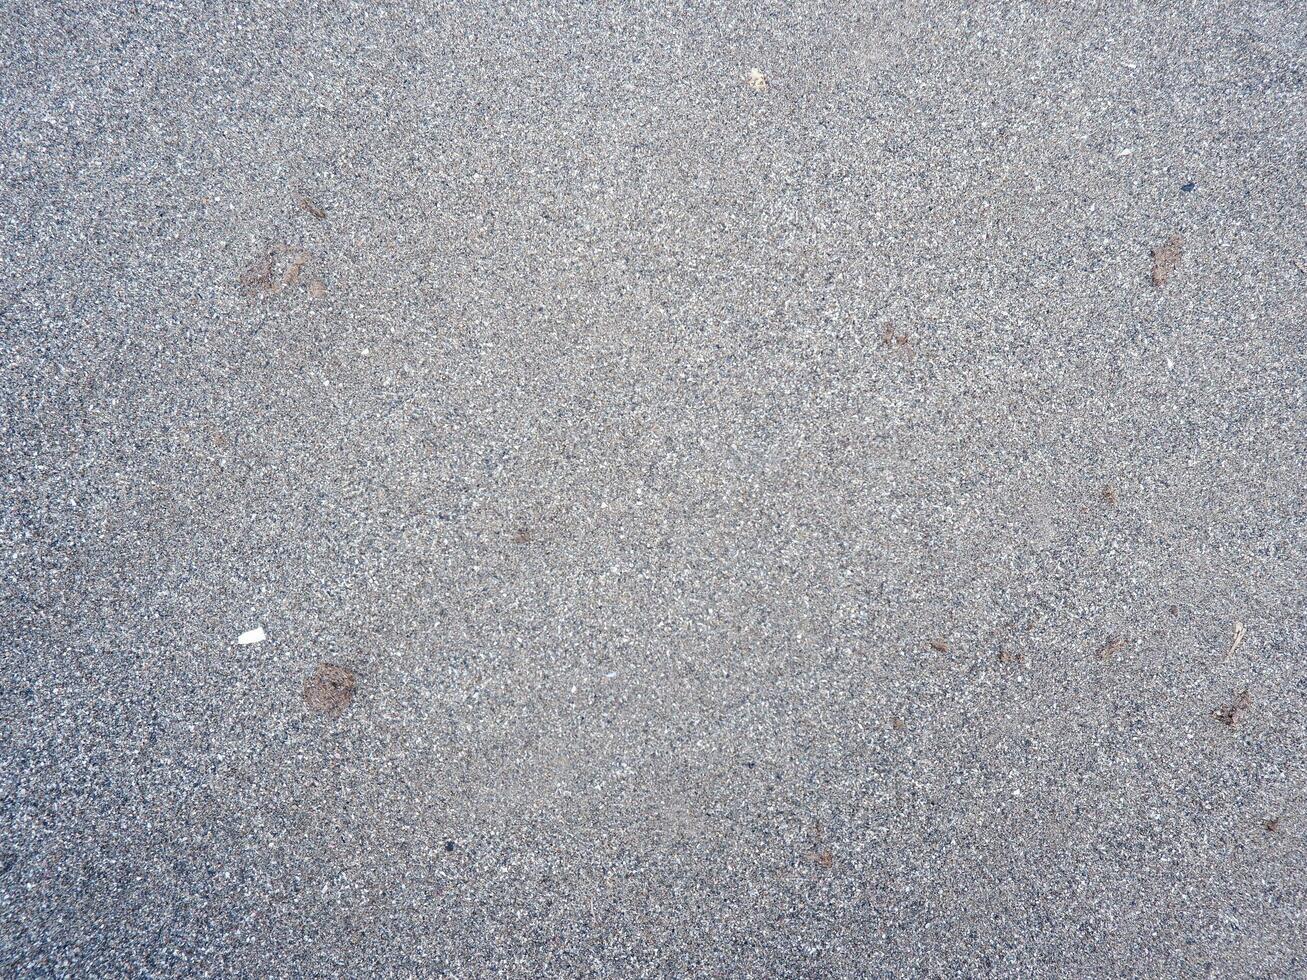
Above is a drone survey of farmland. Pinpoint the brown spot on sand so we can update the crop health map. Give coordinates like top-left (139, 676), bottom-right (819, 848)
top-left (238, 246), bottom-right (281, 297)
top-left (1214, 688), bottom-right (1251, 727)
top-left (304, 663), bottom-right (357, 717)
top-left (1097, 635), bottom-right (1127, 660)
top-left (296, 193), bottom-right (327, 220)
top-left (1151, 234), bottom-right (1184, 288)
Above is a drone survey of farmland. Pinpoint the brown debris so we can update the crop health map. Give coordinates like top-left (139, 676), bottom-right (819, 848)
top-left (1214, 688), bottom-right (1251, 727)
top-left (282, 253), bottom-right (307, 288)
top-left (239, 244), bottom-right (323, 300)
top-left (806, 818), bottom-right (833, 869)
top-left (1102, 485), bottom-right (1118, 506)
top-left (1150, 234), bottom-right (1184, 288)
top-left (296, 194), bottom-right (327, 220)
top-left (304, 663), bottom-right (357, 717)
top-left (998, 647), bottom-right (1023, 665)
top-left (512, 528), bottom-right (533, 544)
top-left (1097, 635), bottom-right (1127, 660)
top-left (881, 324), bottom-right (911, 351)
top-left (1264, 817), bottom-right (1281, 833)
top-left (890, 716), bottom-right (906, 731)
top-left (238, 247), bottom-right (280, 297)
top-left (928, 639), bottom-right (950, 653)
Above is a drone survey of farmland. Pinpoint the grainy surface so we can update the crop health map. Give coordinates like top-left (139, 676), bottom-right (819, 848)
top-left (3, 1), bottom-right (1306, 976)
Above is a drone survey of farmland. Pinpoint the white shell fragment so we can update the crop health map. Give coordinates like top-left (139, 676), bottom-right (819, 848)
top-left (237, 627), bottom-right (267, 645)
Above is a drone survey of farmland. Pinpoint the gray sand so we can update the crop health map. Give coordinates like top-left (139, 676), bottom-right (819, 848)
top-left (3, 1), bottom-right (1305, 976)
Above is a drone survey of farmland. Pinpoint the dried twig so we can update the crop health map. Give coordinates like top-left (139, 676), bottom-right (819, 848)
top-left (1225, 621), bottom-right (1247, 659)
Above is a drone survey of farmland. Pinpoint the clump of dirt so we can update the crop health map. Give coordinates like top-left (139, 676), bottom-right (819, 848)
top-left (882, 324), bottom-right (912, 352)
top-left (512, 528), bottom-right (533, 544)
top-left (238, 243), bottom-right (325, 300)
top-left (304, 663), bottom-right (357, 717)
top-left (1214, 688), bottom-right (1251, 727)
top-left (296, 193), bottom-right (327, 220)
top-left (1151, 234), bottom-right (1184, 288)
top-left (928, 638), bottom-right (950, 653)
top-left (806, 819), bottom-right (833, 869)
top-left (238, 246), bottom-right (281, 297)
top-left (1097, 635), bottom-right (1127, 660)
